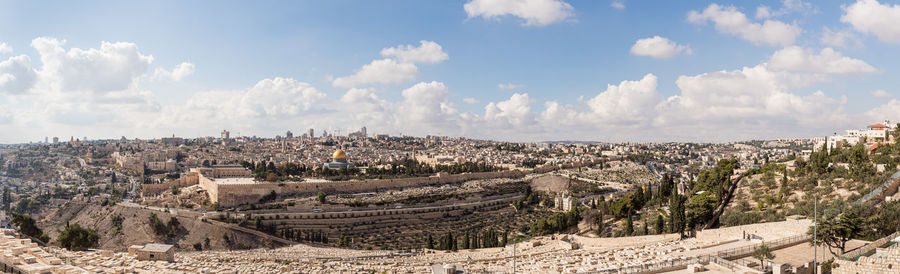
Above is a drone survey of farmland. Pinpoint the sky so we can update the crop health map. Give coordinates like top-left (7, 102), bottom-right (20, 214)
top-left (1, 0), bottom-right (899, 144)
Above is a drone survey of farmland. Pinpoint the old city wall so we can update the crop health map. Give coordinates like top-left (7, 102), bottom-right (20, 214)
top-left (213, 170), bottom-right (526, 207)
top-left (194, 167), bottom-right (253, 205)
top-left (198, 174), bottom-right (219, 204)
top-left (140, 173), bottom-right (199, 197)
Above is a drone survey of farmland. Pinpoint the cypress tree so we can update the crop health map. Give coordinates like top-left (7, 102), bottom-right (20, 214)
top-left (655, 214), bottom-right (665, 235)
top-left (668, 195), bottom-right (686, 237)
top-left (451, 232), bottom-right (457, 251)
top-left (624, 211), bottom-right (634, 236)
top-left (597, 214), bottom-right (605, 237)
top-left (462, 232), bottom-right (470, 249)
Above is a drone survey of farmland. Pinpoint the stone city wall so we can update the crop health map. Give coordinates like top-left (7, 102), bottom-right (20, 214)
top-left (141, 173), bottom-right (199, 197)
top-left (209, 170), bottom-right (526, 207)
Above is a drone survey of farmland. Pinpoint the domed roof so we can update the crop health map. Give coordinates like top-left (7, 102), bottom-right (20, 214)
top-left (332, 149), bottom-right (347, 159)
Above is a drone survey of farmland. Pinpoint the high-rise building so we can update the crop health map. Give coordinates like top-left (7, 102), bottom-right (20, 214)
top-left (285, 130), bottom-right (293, 139)
top-left (308, 128), bottom-right (315, 138)
top-left (221, 130), bottom-right (230, 139)
top-left (349, 126), bottom-right (368, 138)
top-left (52, 137), bottom-right (58, 144)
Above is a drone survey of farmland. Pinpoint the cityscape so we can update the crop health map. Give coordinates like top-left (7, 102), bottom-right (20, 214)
top-left (2, 0), bottom-right (900, 273)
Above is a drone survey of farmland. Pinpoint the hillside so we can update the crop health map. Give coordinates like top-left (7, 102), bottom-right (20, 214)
top-left (36, 201), bottom-right (283, 251)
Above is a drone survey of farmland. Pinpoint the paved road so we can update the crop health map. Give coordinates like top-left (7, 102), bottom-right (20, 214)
top-left (122, 174), bottom-right (139, 201)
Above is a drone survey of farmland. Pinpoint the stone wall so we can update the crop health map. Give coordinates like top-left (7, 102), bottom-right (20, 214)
top-left (696, 219), bottom-right (812, 242)
top-left (833, 244), bottom-right (900, 274)
top-left (141, 173), bottom-right (199, 197)
top-left (208, 170), bottom-right (526, 207)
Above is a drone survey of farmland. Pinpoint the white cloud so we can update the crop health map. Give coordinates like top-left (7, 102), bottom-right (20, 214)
top-left (242, 78), bottom-right (326, 117)
top-left (397, 81), bottom-right (459, 131)
top-left (340, 88), bottom-right (387, 110)
top-left (333, 41), bottom-right (448, 88)
top-left (498, 83), bottom-right (526, 90)
top-left (820, 27), bottom-right (862, 48)
top-left (582, 73), bottom-right (661, 125)
top-left (168, 77), bottom-right (327, 131)
top-left (464, 0), bottom-right (574, 26)
top-left (688, 3), bottom-right (801, 46)
top-left (611, 0), bottom-right (625, 10)
top-left (485, 93), bottom-right (535, 127)
top-left (870, 89), bottom-right (893, 99)
top-left (332, 58), bottom-right (418, 88)
top-left (768, 46), bottom-right (876, 75)
top-left (0, 106), bottom-right (11, 125)
top-left (866, 99), bottom-right (900, 121)
top-left (0, 55), bottom-right (38, 94)
top-left (340, 88), bottom-right (394, 129)
top-left (756, 0), bottom-right (812, 19)
top-left (380, 41), bottom-right (448, 64)
top-left (463, 98), bottom-right (480, 104)
top-left (756, 6), bottom-right (773, 19)
top-left (31, 37), bottom-right (153, 93)
top-left (154, 62), bottom-right (195, 81)
top-left (0, 43), bottom-right (12, 55)
top-left (539, 101), bottom-right (578, 126)
top-left (841, 0), bottom-right (900, 43)
top-left (630, 36), bottom-right (691, 59)
top-left (657, 64), bottom-right (848, 137)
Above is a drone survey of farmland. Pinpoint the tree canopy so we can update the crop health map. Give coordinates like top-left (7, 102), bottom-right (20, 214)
top-left (58, 223), bottom-right (99, 251)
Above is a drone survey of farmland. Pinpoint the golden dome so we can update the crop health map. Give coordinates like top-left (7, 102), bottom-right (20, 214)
top-left (332, 149), bottom-right (347, 159)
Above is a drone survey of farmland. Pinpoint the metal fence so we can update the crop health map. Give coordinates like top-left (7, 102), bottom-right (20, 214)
top-left (714, 234), bottom-right (811, 260)
top-left (853, 170), bottom-right (900, 206)
top-left (612, 234), bottom-right (811, 273)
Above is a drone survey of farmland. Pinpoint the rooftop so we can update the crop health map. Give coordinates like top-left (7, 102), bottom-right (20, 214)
top-left (140, 243), bottom-right (174, 253)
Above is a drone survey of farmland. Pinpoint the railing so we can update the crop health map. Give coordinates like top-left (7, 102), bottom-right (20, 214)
top-left (612, 234), bottom-right (811, 273)
top-left (838, 230), bottom-right (900, 261)
top-left (715, 234), bottom-right (811, 260)
top-left (709, 255), bottom-right (742, 271)
top-left (853, 170), bottom-right (900, 206)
